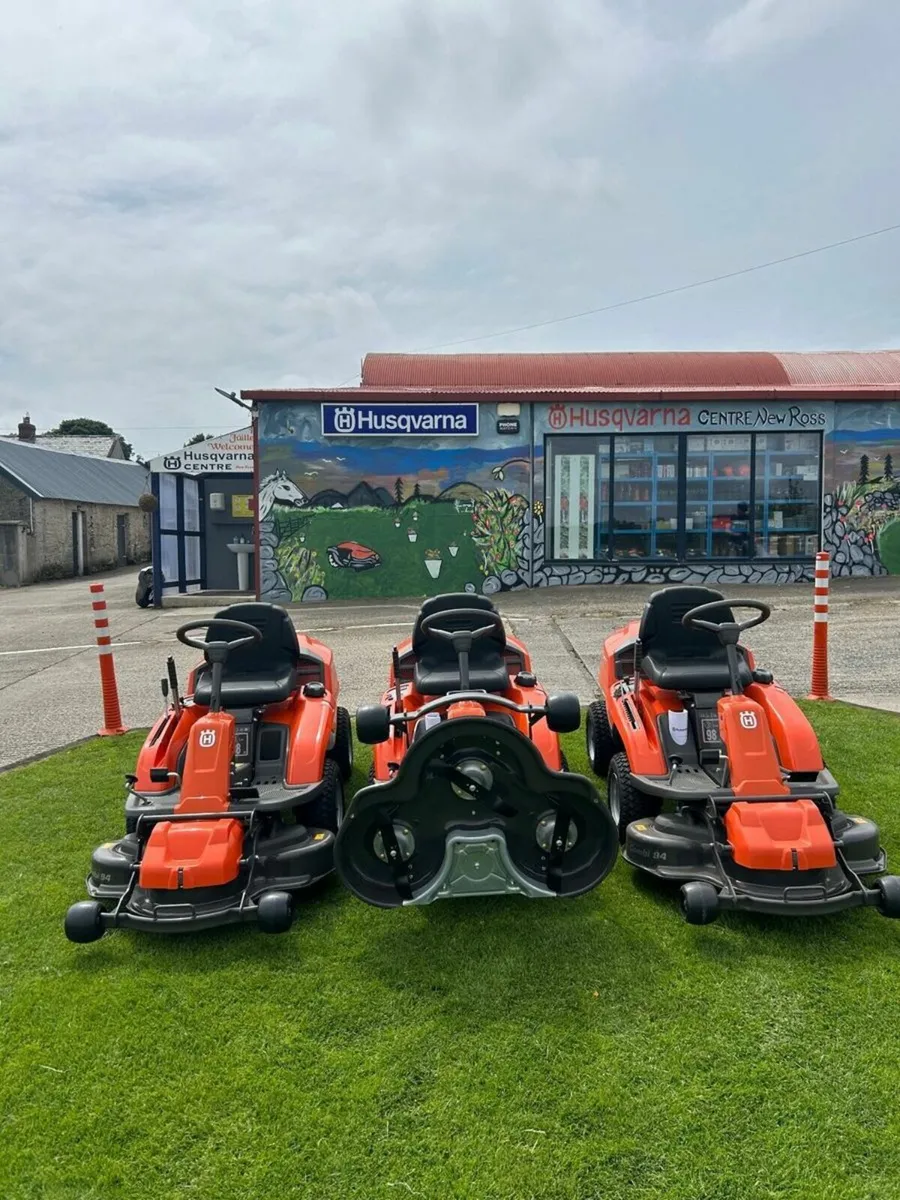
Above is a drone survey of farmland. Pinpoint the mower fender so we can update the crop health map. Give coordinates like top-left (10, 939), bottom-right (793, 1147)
top-left (285, 692), bottom-right (337, 787)
top-left (133, 706), bottom-right (198, 793)
top-left (746, 683), bottom-right (824, 775)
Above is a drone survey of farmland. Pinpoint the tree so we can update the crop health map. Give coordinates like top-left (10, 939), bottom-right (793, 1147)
top-left (859, 454), bottom-right (870, 486)
top-left (393, 476), bottom-right (404, 506)
top-left (185, 433), bottom-right (212, 446)
top-left (885, 453), bottom-right (894, 482)
top-left (47, 417), bottom-right (133, 460)
top-left (413, 480), bottom-right (422, 500)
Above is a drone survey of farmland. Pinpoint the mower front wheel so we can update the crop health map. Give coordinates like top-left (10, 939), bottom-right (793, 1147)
top-left (586, 700), bottom-right (617, 778)
top-left (257, 890), bottom-right (294, 934)
top-left (606, 752), bottom-right (662, 844)
top-left (680, 882), bottom-right (720, 926)
top-left (300, 759), bottom-right (344, 834)
top-left (65, 901), bottom-right (106, 944)
top-left (330, 706), bottom-right (354, 782)
top-left (876, 875), bottom-right (900, 918)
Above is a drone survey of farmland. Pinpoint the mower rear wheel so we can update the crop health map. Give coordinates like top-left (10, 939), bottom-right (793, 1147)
top-left (300, 759), bottom-right (344, 833)
top-left (586, 700), bottom-right (617, 778)
top-left (64, 901), bottom-right (106, 944)
top-left (330, 706), bottom-right (354, 782)
top-left (876, 875), bottom-right (900, 918)
top-left (606, 752), bottom-right (662, 844)
top-left (680, 882), bottom-right (720, 925)
top-left (257, 890), bottom-right (294, 934)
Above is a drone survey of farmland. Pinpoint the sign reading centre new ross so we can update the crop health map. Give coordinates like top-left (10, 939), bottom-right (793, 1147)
top-left (322, 402), bottom-right (479, 438)
top-left (150, 427), bottom-right (254, 475)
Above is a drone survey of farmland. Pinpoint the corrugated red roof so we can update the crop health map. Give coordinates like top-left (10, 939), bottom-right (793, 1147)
top-left (361, 350), bottom-right (900, 390)
top-left (242, 349), bottom-right (900, 402)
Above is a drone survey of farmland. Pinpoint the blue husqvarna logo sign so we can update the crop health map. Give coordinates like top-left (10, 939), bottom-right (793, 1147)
top-left (321, 402), bottom-right (479, 438)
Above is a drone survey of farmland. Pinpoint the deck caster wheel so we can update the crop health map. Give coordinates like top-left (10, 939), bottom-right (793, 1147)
top-left (876, 875), bottom-right (900, 918)
top-left (257, 890), bottom-right (294, 934)
top-left (680, 882), bottom-right (720, 926)
top-left (65, 901), bottom-right (106, 944)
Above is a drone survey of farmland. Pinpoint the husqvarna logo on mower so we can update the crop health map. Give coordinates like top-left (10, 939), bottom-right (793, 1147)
top-left (739, 711), bottom-right (758, 730)
top-left (199, 730), bottom-right (217, 748)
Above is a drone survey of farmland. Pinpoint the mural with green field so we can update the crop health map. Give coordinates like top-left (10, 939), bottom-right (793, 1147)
top-left (256, 402), bottom-right (535, 602)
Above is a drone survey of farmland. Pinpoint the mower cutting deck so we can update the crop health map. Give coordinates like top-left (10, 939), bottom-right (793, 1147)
top-left (334, 594), bottom-right (618, 907)
top-left (65, 604), bottom-right (351, 941)
top-left (586, 586), bottom-right (900, 924)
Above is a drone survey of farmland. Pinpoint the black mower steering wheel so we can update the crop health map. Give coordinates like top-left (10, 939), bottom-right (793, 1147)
top-left (682, 599), bottom-right (771, 644)
top-left (176, 618), bottom-right (263, 657)
top-left (421, 608), bottom-right (504, 647)
top-left (420, 609), bottom-right (505, 692)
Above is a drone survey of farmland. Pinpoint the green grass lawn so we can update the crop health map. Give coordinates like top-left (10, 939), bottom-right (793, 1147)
top-left (2, 704), bottom-right (900, 1199)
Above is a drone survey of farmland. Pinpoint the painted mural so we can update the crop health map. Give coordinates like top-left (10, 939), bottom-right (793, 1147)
top-left (823, 403), bottom-right (900, 577)
top-left (257, 403), bottom-right (536, 602)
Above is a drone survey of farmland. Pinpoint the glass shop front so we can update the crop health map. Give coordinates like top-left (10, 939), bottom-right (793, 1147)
top-left (543, 402), bottom-right (827, 566)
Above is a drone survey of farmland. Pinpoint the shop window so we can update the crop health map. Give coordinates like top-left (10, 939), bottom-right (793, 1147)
top-left (610, 435), bottom-right (679, 560)
top-left (754, 433), bottom-right (821, 558)
top-left (546, 430), bottom-right (822, 563)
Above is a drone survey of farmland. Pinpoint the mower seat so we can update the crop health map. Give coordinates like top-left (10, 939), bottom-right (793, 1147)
top-left (411, 594), bottom-right (510, 696)
top-left (193, 603), bottom-right (312, 708)
top-left (638, 586), bottom-right (752, 693)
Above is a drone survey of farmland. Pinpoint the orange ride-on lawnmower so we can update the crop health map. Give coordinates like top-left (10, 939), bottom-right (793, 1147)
top-left (64, 604), bottom-right (352, 942)
top-left (334, 594), bottom-right (618, 908)
top-left (585, 586), bottom-right (900, 925)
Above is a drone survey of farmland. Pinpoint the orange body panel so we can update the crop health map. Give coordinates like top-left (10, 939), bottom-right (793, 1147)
top-left (139, 818), bottom-right (244, 889)
top-left (447, 701), bottom-right (487, 720)
top-left (716, 694), bottom-right (788, 797)
top-left (725, 800), bottom-right (837, 871)
top-left (177, 712), bottom-right (235, 813)
top-left (745, 683), bottom-right (824, 774)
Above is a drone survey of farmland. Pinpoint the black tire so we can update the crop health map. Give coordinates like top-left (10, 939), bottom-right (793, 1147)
top-left (330, 706), bottom-right (354, 782)
top-left (257, 890), bottom-right (294, 934)
top-left (606, 752), bottom-right (662, 844)
top-left (64, 901), bottom-right (106, 944)
top-left (300, 758), bottom-right (344, 833)
top-left (876, 875), bottom-right (900, 918)
top-left (586, 700), bottom-right (617, 779)
top-left (560, 751), bottom-right (570, 772)
top-left (680, 882), bottom-right (720, 926)
top-left (135, 587), bottom-right (151, 609)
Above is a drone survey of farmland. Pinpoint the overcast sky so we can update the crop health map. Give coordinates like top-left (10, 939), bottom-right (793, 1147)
top-left (1, 0), bottom-right (898, 458)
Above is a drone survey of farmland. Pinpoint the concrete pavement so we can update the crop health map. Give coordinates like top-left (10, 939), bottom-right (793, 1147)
top-left (0, 568), bottom-right (898, 769)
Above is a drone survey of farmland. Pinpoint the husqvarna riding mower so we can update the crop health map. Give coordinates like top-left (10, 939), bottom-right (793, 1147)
top-left (64, 603), bottom-right (352, 942)
top-left (335, 594), bottom-right (618, 907)
top-left (585, 586), bottom-right (900, 924)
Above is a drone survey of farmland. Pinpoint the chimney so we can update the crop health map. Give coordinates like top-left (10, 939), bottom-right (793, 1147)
top-left (18, 413), bottom-right (36, 443)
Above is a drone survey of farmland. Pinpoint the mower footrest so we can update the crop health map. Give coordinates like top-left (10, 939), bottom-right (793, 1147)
top-left (139, 818), bottom-right (244, 890)
top-left (725, 799), bottom-right (837, 871)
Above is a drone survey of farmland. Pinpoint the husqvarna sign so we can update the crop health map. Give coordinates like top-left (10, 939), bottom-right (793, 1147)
top-left (321, 402), bottom-right (479, 437)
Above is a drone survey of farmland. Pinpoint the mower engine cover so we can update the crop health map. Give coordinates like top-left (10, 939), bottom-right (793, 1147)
top-left (335, 714), bottom-right (618, 908)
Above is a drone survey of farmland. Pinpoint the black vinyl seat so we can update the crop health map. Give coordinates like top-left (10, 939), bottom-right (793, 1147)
top-left (411, 594), bottom-right (510, 696)
top-left (193, 603), bottom-right (309, 708)
top-left (638, 586), bottom-right (752, 692)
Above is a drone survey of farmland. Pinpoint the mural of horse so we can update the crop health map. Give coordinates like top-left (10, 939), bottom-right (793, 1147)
top-left (259, 471), bottom-right (308, 519)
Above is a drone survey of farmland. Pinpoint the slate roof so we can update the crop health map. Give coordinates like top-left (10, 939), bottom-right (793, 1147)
top-left (0, 439), bottom-right (149, 505)
top-left (0, 434), bottom-right (124, 458)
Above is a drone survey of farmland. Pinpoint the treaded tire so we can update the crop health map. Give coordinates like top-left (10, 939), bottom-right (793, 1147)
top-left (586, 699), bottom-right (617, 778)
top-left (680, 882), bottom-right (720, 926)
top-left (876, 875), bottom-right (900, 918)
top-left (301, 759), bottom-right (344, 833)
top-left (330, 706), bottom-right (354, 782)
top-left (606, 751), bottom-right (662, 844)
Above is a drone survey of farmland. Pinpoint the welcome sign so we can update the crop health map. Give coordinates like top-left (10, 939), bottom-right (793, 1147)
top-left (321, 402), bottom-right (479, 438)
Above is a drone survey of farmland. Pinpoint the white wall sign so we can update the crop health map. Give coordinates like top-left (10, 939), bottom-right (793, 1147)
top-left (150, 427), bottom-right (254, 475)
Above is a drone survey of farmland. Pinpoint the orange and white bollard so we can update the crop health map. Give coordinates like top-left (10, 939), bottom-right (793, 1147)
top-left (807, 551), bottom-right (834, 701)
top-left (90, 583), bottom-right (128, 735)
